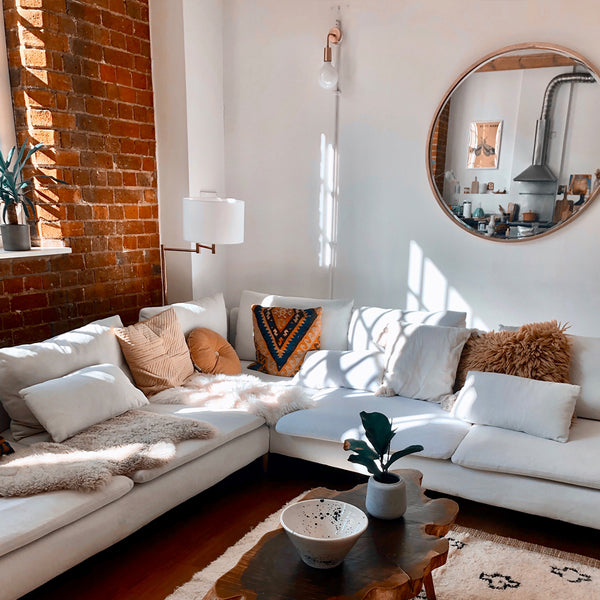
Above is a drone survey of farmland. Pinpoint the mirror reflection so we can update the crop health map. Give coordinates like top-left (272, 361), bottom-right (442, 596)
top-left (428, 45), bottom-right (600, 241)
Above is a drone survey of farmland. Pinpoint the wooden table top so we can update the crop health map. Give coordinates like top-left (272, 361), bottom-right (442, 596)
top-left (204, 469), bottom-right (458, 600)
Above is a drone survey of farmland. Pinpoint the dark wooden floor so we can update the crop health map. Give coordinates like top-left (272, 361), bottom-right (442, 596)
top-left (21, 455), bottom-right (600, 600)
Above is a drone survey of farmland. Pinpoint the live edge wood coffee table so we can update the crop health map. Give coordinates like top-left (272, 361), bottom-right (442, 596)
top-left (204, 469), bottom-right (458, 600)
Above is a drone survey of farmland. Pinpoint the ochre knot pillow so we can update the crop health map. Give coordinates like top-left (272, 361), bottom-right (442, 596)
top-left (454, 320), bottom-right (572, 392)
top-left (187, 328), bottom-right (241, 375)
top-left (248, 305), bottom-right (322, 377)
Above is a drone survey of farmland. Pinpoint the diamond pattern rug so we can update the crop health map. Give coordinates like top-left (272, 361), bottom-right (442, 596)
top-left (166, 494), bottom-right (600, 600)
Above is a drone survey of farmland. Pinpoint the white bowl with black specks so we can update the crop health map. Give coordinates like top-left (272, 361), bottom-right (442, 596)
top-left (280, 499), bottom-right (368, 569)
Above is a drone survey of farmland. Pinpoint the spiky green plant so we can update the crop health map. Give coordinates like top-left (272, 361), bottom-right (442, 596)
top-left (0, 139), bottom-right (64, 226)
top-left (344, 411), bottom-right (423, 483)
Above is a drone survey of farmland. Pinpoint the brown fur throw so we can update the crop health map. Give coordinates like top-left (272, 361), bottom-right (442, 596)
top-left (0, 410), bottom-right (216, 497)
top-left (454, 320), bottom-right (572, 392)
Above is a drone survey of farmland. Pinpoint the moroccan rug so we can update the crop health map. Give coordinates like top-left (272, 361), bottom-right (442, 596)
top-left (166, 494), bottom-right (600, 600)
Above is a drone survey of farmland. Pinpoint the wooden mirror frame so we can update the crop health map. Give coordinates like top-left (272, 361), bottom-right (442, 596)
top-left (426, 42), bottom-right (600, 243)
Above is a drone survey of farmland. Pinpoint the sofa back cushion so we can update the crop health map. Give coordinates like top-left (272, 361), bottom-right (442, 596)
top-left (139, 292), bottom-right (227, 339)
top-left (569, 334), bottom-right (600, 420)
top-left (0, 316), bottom-right (127, 440)
top-left (347, 306), bottom-right (467, 352)
top-left (235, 290), bottom-right (353, 361)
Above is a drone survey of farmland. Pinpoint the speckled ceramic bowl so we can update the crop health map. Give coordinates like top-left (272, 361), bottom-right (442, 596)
top-left (280, 499), bottom-right (368, 569)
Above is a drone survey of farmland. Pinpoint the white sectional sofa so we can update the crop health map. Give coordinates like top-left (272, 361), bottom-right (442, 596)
top-left (1, 291), bottom-right (600, 599)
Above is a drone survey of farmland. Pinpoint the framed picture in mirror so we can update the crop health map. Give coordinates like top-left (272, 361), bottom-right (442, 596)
top-left (467, 121), bottom-right (502, 169)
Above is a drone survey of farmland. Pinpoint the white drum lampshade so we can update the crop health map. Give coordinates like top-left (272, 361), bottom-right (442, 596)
top-left (182, 197), bottom-right (244, 245)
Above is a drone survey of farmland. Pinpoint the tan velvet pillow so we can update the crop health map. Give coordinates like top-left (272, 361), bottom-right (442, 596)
top-left (454, 320), bottom-right (572, 392)
top-left (187, 328), bottom-right (241, 375)
top-left (115, 308), bottom-right (195, 396)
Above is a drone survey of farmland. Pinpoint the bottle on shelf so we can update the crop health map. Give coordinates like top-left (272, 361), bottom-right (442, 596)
top-left (471, 176), bottom-right (479, 194)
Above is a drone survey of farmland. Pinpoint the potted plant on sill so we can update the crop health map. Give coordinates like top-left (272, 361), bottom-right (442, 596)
top-left (0, 139), bottom-right (63, 251)
top-left (344, 411), bottom-right (423, 520)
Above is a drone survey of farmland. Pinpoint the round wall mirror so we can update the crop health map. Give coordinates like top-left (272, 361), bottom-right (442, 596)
top-left (427, 43), bottom-right (600, 242)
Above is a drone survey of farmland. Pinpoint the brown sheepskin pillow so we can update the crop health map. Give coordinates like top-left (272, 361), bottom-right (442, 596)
top-left (187, 328), bottom-right (242, 375)
top-left (454, 320), bottom-right (572, 392)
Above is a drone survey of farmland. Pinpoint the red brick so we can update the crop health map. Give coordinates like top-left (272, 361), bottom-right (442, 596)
top-left (11, 292), bottom-right (49, 311)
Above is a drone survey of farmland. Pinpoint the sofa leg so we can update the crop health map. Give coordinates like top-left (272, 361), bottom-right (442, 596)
top-left (261, 453), bottom-right (270, 474)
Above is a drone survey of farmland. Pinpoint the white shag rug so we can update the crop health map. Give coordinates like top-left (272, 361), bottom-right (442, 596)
top-left (150, 373), bottom-right (314, 426)
top-left (166, 495), bottom-right (600, 600)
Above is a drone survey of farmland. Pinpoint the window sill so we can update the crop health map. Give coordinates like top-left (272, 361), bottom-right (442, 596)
top-left (0, 247), bottom-right (72, 260)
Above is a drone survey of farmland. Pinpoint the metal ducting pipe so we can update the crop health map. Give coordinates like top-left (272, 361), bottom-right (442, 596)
top-left (514, 72), bottom-right (596, 183)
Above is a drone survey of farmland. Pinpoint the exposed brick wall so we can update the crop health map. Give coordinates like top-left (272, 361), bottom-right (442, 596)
top-left (0, 0), bottom-right (161, 347)
top-left (431, 100), bottom-right (450, 196)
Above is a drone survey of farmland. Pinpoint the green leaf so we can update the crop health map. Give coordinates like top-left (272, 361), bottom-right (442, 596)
top-left (360, 411), bottom-right (395, 458)
top-left (348, 453), bottom-right (383, 478)
top-left (343, 438), bottom-right (378, 460)
top-left (383, 445), bottom-right (424, 470)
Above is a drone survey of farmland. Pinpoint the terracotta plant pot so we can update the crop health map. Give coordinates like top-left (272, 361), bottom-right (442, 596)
top-left (1, 224), bottom-right (31, 251)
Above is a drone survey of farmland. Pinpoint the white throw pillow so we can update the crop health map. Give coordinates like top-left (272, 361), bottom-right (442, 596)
top-left (378, 322), bottom-right (471, 402)
top-left (235, 290), bottom-right (354, 361)
top-left (292, 350), bottom-right (385, 392)
top-left (0, 316), bottom-right (127, 440)
top-left (21, 364), bottom-right (149, 443)
top-left (348, 306), bottom-right (467, 351)
top-left (453, 371), bottom-right (580, 443)
top-left (139, 292), bottom-right (227, 339)
top-left (569, 334), bottom-right (600, 420)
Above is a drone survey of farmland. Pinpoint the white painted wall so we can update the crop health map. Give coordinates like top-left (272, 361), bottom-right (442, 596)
top-left (151, 0), bottom-right (600, 335)
top-left (150, 0), bottom-right (227, 303)
top-left (149, 0), bottom-right (192, 303)
top-left (217, 0), bottom-right (600, 336)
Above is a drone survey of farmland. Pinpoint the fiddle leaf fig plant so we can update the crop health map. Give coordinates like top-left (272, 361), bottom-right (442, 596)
top-left (0, 139), bottom-right (64, 225)
top-left (344, 411), bottom-right (423, 484)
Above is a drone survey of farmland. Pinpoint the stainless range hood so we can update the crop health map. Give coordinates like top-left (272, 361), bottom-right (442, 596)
top-left (514, 72), bottom-right (596, 183)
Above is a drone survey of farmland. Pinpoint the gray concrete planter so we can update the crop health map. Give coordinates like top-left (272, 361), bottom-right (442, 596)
top-left (1, 224), bottom-right (31, 251)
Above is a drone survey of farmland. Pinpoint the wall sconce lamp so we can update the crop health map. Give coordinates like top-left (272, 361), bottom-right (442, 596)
top-left (160, 193), bottom-right (244, 305)
top-left (319, 23), bottom-right (342, 90)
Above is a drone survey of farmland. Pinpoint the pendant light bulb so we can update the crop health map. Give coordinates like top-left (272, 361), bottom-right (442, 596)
top-left (319, 62), bottom-right (339, 90)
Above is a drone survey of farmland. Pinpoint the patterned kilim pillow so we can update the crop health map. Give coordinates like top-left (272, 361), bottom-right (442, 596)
top-left (248, 305), bottom-right (322, 377)
top-left (0, 435), bottom-right (14, 456)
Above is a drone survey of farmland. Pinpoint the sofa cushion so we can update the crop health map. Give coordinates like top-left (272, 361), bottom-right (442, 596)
top-left (454, 321), bottom-right (572, 392)
top-left (348, 306), bottom-right (467, 352)
top-left (248, 306), bottom-right (322, 377)
top-left (292, 350), bottom-right (384, 392)
top-left (451, 419), bottom-right (600, 491)
top-left (188, 328), bottom-right (241, 375)
top-left (275, 388), bottom-right (470, 460)
top-left (0, 316), bottom-right (127, 441)
top-left (139, 292), bottom-right (228, 339)
top-left (115, 308), bottom-right (195, 396)
top-left (0, 473), bottom-right (133, 558)
top-left (21, 364), bottom-right (149, 443)
top-left (453, 371), bottom-right (579, 443)
top-left (378, 322), bottom-right (471, 402)
top-left (235, 290), bottom-right (353, 361)
top-left (569, 334), bottom-right (600, 420)
top-left (131, 405), bottom-right (265, 483)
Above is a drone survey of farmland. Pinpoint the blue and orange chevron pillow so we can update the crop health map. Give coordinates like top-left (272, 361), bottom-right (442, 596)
top-left (248, 305), bottom-right (322, 377)
top-left (0, 435), bottom-right (14, 456)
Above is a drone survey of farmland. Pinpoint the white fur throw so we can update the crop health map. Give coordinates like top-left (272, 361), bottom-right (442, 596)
top-left (150, 373), bottom-right (314, 426)
top-left (0, 410), bottom-right (216, 497)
